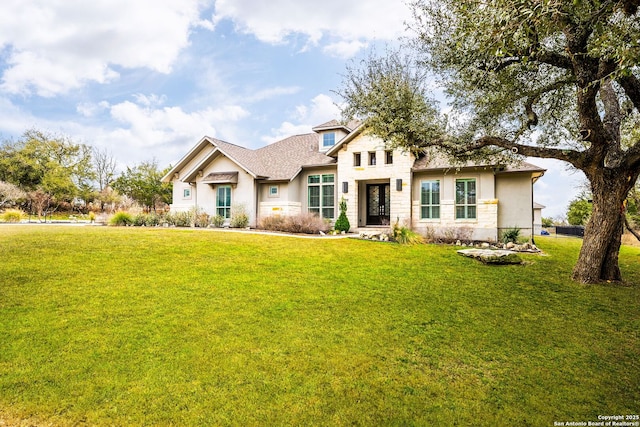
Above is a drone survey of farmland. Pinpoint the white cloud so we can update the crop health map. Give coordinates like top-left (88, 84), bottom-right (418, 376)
top-left (0, 0), bottom-right (205, 96)
top-left (109, 98), bottom-right (249, 147)
top-left (323, 41), bottom-right (370, 59)
top-left (212, 0), bottom-right (410, 55)
top-left (262, 93), bottom-right (342, 144)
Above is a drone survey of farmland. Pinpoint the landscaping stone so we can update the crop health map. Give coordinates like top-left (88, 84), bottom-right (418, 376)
top-left (457, 249), bottom-right (523, 265)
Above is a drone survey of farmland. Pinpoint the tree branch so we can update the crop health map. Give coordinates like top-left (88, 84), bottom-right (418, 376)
top-left (624, 215), bottom-right (640, 241)
top-left (617, 73), bottom-right (640, 112)
top-left (469, 136), bottom-right (586, 168)
top-left (535, 50), bottom-right (573, 70)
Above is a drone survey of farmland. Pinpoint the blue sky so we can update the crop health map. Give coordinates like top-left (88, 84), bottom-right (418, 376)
top-left (0, 0), bottom-right (581, 218)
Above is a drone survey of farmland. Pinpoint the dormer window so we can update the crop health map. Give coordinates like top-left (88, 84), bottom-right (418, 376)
top-left (322, 132), bottom-right (336, 148)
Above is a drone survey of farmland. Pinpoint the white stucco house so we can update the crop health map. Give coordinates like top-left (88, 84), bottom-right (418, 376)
top-left (162, 120), bottom-right (545, 241)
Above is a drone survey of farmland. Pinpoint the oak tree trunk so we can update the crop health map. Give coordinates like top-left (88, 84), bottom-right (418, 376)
top-left (572, 172), bottom-right (633, 283)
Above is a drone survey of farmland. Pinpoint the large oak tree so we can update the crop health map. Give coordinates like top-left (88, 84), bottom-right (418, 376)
top-left (339, 0), bottom-right (640, 283)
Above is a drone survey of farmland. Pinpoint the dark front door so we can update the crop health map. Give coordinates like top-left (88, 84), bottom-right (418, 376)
top-left (367, 184), bottom-right (390, 225)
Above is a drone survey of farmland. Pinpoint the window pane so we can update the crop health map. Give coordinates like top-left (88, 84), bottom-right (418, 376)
top-left (456, 206), bottom-right (465, 219)
top-left (354, 153), bottom-right (361, 166)
top-left (323, 133), bottom-right (335, 147)
top-left (322, 208), bottom-right (334, 219)
top-left (456, 181), bottom-right (465, 204)
top-left (432, 206), bottom-right (440, 219)
top-left (308, 175), bottom-right (320, 184)
top-left (322, 185), bottom-right (334, 208)
top-left (467, 206), bottom-right (476, 219)
top-left (322, 174), bottom-right (334, 183)
top-left (308, 186), bottom-right (320, 207)
top-left (467, 181), bottom-right (476, 204)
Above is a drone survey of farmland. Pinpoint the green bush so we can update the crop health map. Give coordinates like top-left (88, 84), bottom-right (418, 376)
top-left (501, 227), bottom-right (521, 244)
top-left (165, 211), bottom-right (193, 227)
top-left (230, 205), bottom-right (249, 228)
top-left (0, 209), bottom-right (25, 223)
top-left (211, 215), bottom-right (226, 228)
top-left (109, 211), bottom-right (134, 226)
top-left (133, 213), bottom-right (148, 226)
top-left (334, 197), bottom-right (350, 233)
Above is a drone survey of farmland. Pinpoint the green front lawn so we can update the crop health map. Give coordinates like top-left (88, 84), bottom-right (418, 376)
top-left (1, 227), bottom-right (638, 425)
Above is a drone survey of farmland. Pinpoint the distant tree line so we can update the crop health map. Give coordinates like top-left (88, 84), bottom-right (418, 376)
top-left (0, 129), bottom-right (172, 219)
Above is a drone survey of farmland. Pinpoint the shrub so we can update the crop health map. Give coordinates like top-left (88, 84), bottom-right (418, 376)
top-left (501, 227), bottom-right (521, 244)
top-left (392, 219), bottom-right (423, 245)
top-left (0, 209), bottom-right (25, 223)
top-left (109, 211), bottom-right (134, 226)
top-left (259, 212), bottom-right (329, 234)
top-left (211, 215), bottom-right (226, 228)
top-left (259, 215), bottom-right (286, 231)
top-left (146, 213), bottom-right (161, 227)
top-left (165, 211), bottom-right (193, 227)
top-left (193, 211), bottom-right (210, 228)
top-left (423, 226), bottom-right (437, 243)
top-left (334, 197), bottom-right (350, 233)
top-left (133, 213), bottom-right (148, 226)
top-left (230, 204), bottom-right (249, 228)
top-left (438, 226), bottom-right (473, 243)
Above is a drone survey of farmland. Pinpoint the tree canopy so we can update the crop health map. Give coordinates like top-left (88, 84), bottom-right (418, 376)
top-left (339, 0), bottom-right (640, 283)
top-left (0, 129), bottom-right (94, 216)
top-left (112, 160), bottom-right (172, 212)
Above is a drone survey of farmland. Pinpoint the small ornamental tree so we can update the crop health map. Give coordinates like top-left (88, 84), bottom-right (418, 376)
top-left (334, 197), bottom-right (350, 233)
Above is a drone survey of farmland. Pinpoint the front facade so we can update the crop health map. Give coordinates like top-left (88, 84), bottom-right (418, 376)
top-left (162, 120), bottom-right (545, 241)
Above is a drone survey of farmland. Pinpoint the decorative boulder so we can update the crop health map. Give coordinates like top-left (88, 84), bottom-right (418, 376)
top-left (457, 249), bottom-right (523, 265)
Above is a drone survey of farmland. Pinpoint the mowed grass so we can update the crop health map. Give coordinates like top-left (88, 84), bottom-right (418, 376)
top-left (0, 226), bottom-right (638, 426)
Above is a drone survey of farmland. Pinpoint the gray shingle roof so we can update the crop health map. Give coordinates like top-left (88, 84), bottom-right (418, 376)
top-left (208, 133), bottom-right (335, 181)
top-left (412, 151), bottom-right (545, 174)
top-left (253, 133), bottom-right (336, 180)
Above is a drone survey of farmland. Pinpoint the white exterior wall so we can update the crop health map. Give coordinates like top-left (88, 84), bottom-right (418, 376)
top-left (412, 169), bottom-right (499, 241)
top-left (199, 156), bottom-right (256, 226)
top-left (169, 145), bottom-right (217, 212)
top-left (496, 173), bottom-right (534, 239)
top-left (336, 133), bottom-right (414, 228)
top-left (258, 182), bottom-right (302, 219)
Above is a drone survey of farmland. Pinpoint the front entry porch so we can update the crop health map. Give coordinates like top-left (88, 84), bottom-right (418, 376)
top-left (366, 183), bottom-right (390, 225)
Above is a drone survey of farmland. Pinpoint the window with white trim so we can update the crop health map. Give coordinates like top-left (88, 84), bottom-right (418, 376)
top-left (308, 174), bottom-right (335, 219)
top-left (269, 185), bottom-right (279, 197)
top-left (183, 188), bottom-right (191, 199)
top-left (216, 185), bottom-right (232, 218)
top-left (455, 178), bottom-right (477, 219)
top-left (322, 133), bottom-right (336, 148)
top-left (420, 180), bottom-right (440, 219)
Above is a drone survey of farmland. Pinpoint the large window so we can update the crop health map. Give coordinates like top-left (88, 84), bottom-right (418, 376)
top-left (216, 185), bottom-right (232, 218)
top-left (420, 180), bottom-right (440, 219)
top-left (455, 178), bottom-right (476, 219)
top-left (322, 133), bottom-right (336, 148)
top-left (308, 174), bottom-right (335, 219)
